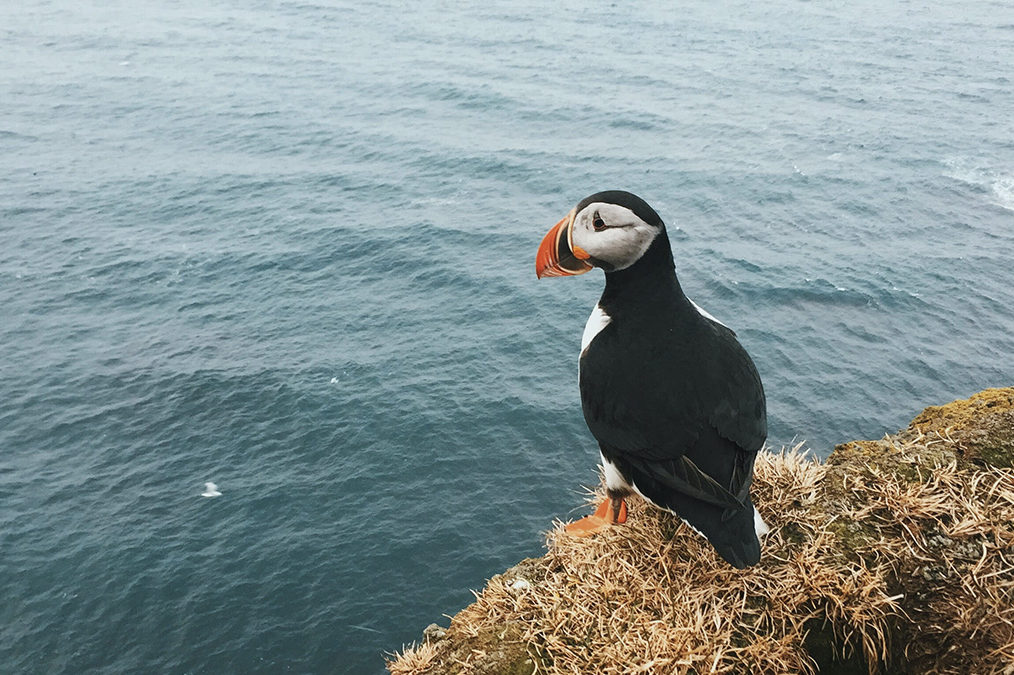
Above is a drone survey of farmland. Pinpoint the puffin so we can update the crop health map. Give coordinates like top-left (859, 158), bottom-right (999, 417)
top-left (535, 190), bottom-right (768, 568)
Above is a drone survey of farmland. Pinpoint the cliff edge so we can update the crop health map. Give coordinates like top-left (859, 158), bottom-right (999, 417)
top-left (388, 388), bottom-right (1014, 675)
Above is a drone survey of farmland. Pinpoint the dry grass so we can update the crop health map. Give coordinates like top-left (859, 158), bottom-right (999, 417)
top-left (388, 392), bottom-right (1014, 675)
top-left (388, 642), bottom-right (440, 675)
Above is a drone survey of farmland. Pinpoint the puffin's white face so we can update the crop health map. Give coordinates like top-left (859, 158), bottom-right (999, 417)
top-left (569, 202), bottom-right (660, 272)
top-left (535, 191), bottom-right (665, 279)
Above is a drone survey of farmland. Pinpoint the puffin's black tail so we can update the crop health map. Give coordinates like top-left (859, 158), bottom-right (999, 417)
top-left (703, 501), bottom-right (762, 569)
top-left (661, 489), bottom-right (761, 569)
top-left (616, 455), bottom-right (763, 568)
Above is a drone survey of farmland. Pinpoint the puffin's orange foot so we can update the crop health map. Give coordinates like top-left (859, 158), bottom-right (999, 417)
top-left (565, 498), bottom-right (627, 537)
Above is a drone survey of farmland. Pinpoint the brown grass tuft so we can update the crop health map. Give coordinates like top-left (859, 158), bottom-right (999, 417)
top-left (387, 642), bottom-right (439, 675)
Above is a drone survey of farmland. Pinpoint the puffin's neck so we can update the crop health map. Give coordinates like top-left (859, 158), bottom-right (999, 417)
top-left (599, 228), bottom-right (690, 313)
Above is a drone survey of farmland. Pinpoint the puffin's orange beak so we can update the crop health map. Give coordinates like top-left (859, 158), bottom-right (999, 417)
top-left (535, 209), bottom-right (593, 279)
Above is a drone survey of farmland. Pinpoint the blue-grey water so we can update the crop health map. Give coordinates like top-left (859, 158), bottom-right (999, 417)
top-left (2, 1), bottom-right (1012, 672)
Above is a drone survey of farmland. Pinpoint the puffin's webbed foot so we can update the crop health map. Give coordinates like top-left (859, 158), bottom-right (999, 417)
top-left (564, 497), bottom-right (628, 537)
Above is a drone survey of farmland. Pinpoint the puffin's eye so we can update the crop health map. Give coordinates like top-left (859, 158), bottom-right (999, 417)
top-left (592, 213), bottom-right (606, 231)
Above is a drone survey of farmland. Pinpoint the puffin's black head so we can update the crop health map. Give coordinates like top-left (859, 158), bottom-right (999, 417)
top-left (535, 190), bottom-right (666, 278)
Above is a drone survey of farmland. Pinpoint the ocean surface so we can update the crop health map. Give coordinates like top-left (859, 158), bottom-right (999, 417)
top-left (2, 0), bottom-right (1012, 672)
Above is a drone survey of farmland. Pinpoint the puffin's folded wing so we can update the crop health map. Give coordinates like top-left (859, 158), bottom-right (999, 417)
top-left (702, 323), bottom-right (767, 455)
top-left (624, 455), bottom-right (746, 511)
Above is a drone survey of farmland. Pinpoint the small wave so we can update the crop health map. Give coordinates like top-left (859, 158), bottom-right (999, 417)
top-left (941, 156), bottom-right (986, 187)
top-left (992, 174), bottom-right (1014, 211)
top-left (735, 278), bottom-right (877, 309)
top-left (0, 129), bottom-right (40, 142)
top-left (941, 157), bottom-right (1014, 211)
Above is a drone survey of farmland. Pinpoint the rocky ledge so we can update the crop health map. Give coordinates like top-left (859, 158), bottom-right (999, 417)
top-left (388, 388), bottom-right (1014, 675)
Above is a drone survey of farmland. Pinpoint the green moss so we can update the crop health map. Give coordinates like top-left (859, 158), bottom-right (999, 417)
top-left (826, 436), bottom-right (959, 492)
top-left (906, 388), bottom-right (1014, 468)
top-left (826, 440), bottom-right (890, 465)
top-left (980, 440), bottom-right (1014, 468)
top-left (502, 557), bottom-right (550, 585)
top-left (779, 521), bottom-right (809, 545)
top-left (825, 519), bottom-right (878, 559)
top-left (441, 623), bottom-right (537, 675)
top-left (973, 410), bottom-right (1014, 468)
top-left (908, 388), bottom-right (1014, 432)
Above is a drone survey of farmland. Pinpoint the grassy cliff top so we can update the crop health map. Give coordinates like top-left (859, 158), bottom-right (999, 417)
top-left (389, 388), bottom-right (1014, 675)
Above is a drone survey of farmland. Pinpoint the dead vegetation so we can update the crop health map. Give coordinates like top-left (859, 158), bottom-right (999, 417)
top-left (388, 389), bottom-right (1014, 674)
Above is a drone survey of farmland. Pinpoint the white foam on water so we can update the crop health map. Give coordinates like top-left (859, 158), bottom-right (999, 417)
top-left (942, 156), bottom-right (985, 186)
top-left (942, 157), bottom-right (1014, 211)
top-left (991, 174), bottom-right (1014, 212)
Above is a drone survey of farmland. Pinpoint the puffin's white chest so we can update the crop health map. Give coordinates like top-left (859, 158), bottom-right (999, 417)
top-left (580, 304), bottom-right (612, 354)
